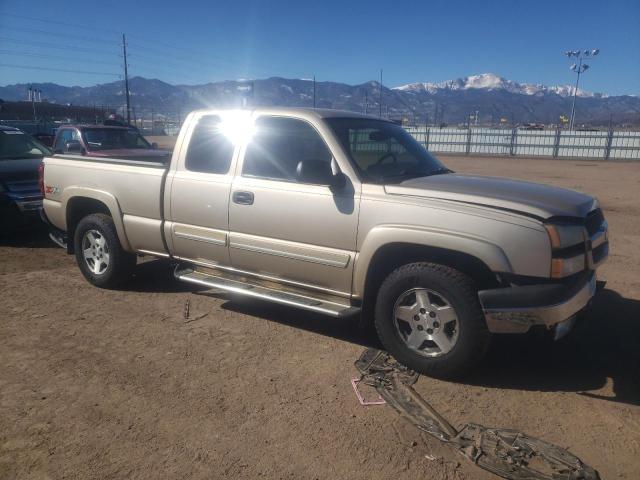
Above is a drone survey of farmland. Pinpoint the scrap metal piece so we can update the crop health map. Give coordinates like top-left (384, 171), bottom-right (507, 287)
top-left (454, 424), bottom-right (601, 480)
top-left (354, 348), bottom-right (600, 480)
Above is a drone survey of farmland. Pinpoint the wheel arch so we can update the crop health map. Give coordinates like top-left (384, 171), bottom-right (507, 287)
top-left (63, 188), bottom-right (131, 253)
top-left (355, 228), bottom-right (511, 315)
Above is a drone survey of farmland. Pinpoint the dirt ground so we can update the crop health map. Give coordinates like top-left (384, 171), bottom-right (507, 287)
top-left (1, 154), bottom-right (639, 480)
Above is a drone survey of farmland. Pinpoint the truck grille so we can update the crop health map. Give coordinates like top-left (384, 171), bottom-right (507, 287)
top-left (585, 208), bottom-right (604, 236)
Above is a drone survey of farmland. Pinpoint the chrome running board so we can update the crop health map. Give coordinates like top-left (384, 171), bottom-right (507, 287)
top-left (174, 264), bottom-right (360, 318)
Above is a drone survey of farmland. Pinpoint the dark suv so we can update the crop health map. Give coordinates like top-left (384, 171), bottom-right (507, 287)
top-left (0, 126), bottom-right (51, 230)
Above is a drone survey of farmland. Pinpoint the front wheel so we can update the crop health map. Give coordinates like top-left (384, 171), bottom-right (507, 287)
top-left (73, 213), bottom-right (136, 288)
top-left (374, 262), bottom-right (490, 379)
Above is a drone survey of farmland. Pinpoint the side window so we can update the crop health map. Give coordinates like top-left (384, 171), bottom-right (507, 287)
top-left (185, 115), bottom-right (234, 174)
top-left (242, 116), bottom-right (332, 182)
top-left (54, 129), bottom-right (73, 152)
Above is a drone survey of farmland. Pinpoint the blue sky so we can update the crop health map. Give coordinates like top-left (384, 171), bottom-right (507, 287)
top-left (1, 0), bottom-right (639, 95)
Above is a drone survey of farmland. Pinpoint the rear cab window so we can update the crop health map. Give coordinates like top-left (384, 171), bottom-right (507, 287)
top-left (185, 115), bottom-right (235, 174)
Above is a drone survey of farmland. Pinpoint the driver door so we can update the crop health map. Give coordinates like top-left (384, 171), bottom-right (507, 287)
top-left (228, 114), bottom-right (360, 295)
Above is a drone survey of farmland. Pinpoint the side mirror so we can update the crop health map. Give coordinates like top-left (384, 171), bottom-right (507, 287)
top-left (65, 140), bottom-right (85, 155)
top-left (296, 159), bottom-right (345, 188)
top-left (151, 142), bottom-right (158, 149)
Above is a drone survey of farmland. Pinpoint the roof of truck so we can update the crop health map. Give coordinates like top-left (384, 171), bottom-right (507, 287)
top-left (57, 124), bottom-right (133, 130)
top-left (190, 107), bottom-right (386, 121)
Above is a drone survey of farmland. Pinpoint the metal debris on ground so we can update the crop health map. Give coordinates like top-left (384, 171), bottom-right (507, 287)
top-left (183, 299), bottom-right (190, 320)
top-left (354, 348), bottom-right (600, 480)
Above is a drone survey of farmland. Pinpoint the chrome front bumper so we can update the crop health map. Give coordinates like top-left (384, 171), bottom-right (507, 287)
top-left (479, 272), bottom-right (598, 334)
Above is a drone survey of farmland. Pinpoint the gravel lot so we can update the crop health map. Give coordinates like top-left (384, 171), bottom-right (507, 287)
top-left (1, 154), bottom-right (639, 480)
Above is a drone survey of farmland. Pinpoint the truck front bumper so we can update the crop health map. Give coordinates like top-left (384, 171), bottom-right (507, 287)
top-left (478, 272), bottom-right (598, 334)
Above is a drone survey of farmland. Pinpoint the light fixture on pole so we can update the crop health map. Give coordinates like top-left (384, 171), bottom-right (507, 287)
top-left (563, 49), bottom-right (599, 130)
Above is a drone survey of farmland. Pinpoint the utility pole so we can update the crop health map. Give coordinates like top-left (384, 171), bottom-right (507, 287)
top-left (31, 88), bottom-right (36, 122)
top-left (313, 75), bottom-right (316, 108)
top-left (122, 33), bottom-right (132, 125)
top-left (379, 69), bottom-right (383, 117)
top-left (364, 91), bottom-right (368, 114)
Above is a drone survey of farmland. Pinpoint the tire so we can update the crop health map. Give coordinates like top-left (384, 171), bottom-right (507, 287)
top-left (73, 213), bottom-right (136, 288)
top-left (374, 262), bottom-right (490, 379)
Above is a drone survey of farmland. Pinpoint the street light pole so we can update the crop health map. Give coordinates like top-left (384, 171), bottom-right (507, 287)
top-left (122, 33), bottom-right (132, 126)
top-left (564, 49), bottom-right (599, 130)
top-left (379, 69), bottom-right (383, 117)
top-left (568, 56), bottom-right (582, 131)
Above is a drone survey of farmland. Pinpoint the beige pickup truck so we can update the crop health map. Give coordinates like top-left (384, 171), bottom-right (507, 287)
top-left (40, 108), bottom-right (609, 377)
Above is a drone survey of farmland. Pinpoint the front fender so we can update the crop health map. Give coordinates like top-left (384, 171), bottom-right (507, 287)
top-left (353, 225), bottom-right (512, 298)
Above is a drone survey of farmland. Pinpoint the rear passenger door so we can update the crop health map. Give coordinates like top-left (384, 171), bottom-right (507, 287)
top-left (228, 115), bottom-right (360, 296)
top-left (167, 114), bottom-right (236, 266)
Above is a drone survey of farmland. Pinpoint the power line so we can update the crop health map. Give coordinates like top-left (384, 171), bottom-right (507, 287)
top-left (0, 63), bottom-right (120, 77)
top-left (2, 12), bottom-right (223, 64)
top-left (1, 12), bottom-right (120, 34)
top-left (0, 25), bottom-right (117, 45)
top-left (0, 49), bottom-right (120, 67)
top-left (0, 36), bottom-right (118, 56)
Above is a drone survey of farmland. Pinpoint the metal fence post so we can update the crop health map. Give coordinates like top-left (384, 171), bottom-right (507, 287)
top-left (604, 129), bottom-right (614, 160)
top-left (509, 128), bottom-right (517, 156)
top-left (425, 127), bottom-right (430, 151)
top-left (466, 128), bottom-right (472, 155)
top-left (552, 128), bottom-right (561, 158)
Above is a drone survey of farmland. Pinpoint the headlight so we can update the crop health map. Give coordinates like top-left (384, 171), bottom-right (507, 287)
top-left (545, 222), bottom-right (588, 278)
top-left (551, 256), bottom-right (586, 278)
top-left (544, 223), bottom-right (585, 249)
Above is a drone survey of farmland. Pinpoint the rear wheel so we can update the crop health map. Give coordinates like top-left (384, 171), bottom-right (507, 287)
top-left (74, 213), bottom-right (136, 288)
top-left (374, 262), bottom-right (490, 378)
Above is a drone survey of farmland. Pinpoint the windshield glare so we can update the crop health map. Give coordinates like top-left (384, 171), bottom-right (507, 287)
top-left (326, 118), bottom-right (448, 183)
top-left (0, 130), bottom-right (52, 160)
top-left (82, 128), bottom-right (151, 151)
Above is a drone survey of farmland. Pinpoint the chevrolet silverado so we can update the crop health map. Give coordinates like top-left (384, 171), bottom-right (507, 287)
top-left (40, 108), bottom-right (609, 377)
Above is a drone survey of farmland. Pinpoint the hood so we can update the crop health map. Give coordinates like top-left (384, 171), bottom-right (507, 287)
top-left (0, 158), bottom-right (42, 180)
top-left (384, 173), bottom-right (596, 219)
top-left (87, 148), bottom-right (171, 160)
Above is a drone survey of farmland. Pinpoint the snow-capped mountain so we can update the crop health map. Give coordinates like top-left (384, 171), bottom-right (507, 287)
top-left (2, 74), bottom-right (637, 126)
top-left (394, 73), bottom-right (603, 98)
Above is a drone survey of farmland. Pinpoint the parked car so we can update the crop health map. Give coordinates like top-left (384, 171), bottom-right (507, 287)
top-left (40, 108), bottom-right (609, 377)
top-left (52, 124), bottom-right (170, 161)
top-left (0, 125), bottom-right (51, 230)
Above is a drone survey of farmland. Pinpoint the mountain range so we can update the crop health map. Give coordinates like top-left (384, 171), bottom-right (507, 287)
top-left (1, 73), bottom-right (638, 126)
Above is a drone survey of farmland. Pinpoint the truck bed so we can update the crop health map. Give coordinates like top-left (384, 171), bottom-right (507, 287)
top-left (42, 154), bottom-right (169, 255)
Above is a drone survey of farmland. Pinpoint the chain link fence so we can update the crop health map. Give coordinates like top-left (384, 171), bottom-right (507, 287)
top-left (405, 127), bottom-right (640, 160)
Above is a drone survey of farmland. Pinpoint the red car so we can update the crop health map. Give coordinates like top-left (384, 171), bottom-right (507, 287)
top-left (52, 125), bottom-right (170, 161)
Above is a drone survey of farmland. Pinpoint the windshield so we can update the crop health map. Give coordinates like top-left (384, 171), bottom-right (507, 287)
top-left (326, 118), bottom-right (450, 183)
top-left (82, 128), bottom-right (151, 151)
top-left (0, 130), bottom-right (52, 160)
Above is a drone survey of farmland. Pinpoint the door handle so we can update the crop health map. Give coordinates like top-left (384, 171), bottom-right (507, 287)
top-left (232, 190), bottom-right (254, 205)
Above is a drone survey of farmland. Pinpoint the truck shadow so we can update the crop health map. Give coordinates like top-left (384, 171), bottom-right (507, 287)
top-left (124, 259), bottom-right (207, 293)
top-left (0, 226), bottom-right (54, 248)
top-left (215, 298), bottom-right (380, 350)
top-left (217, 288), bottom-right (639, 407)
top-left (465, 288), bottom-right (640, 407)
top-left (121, 262), bottom-right (639, 406)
